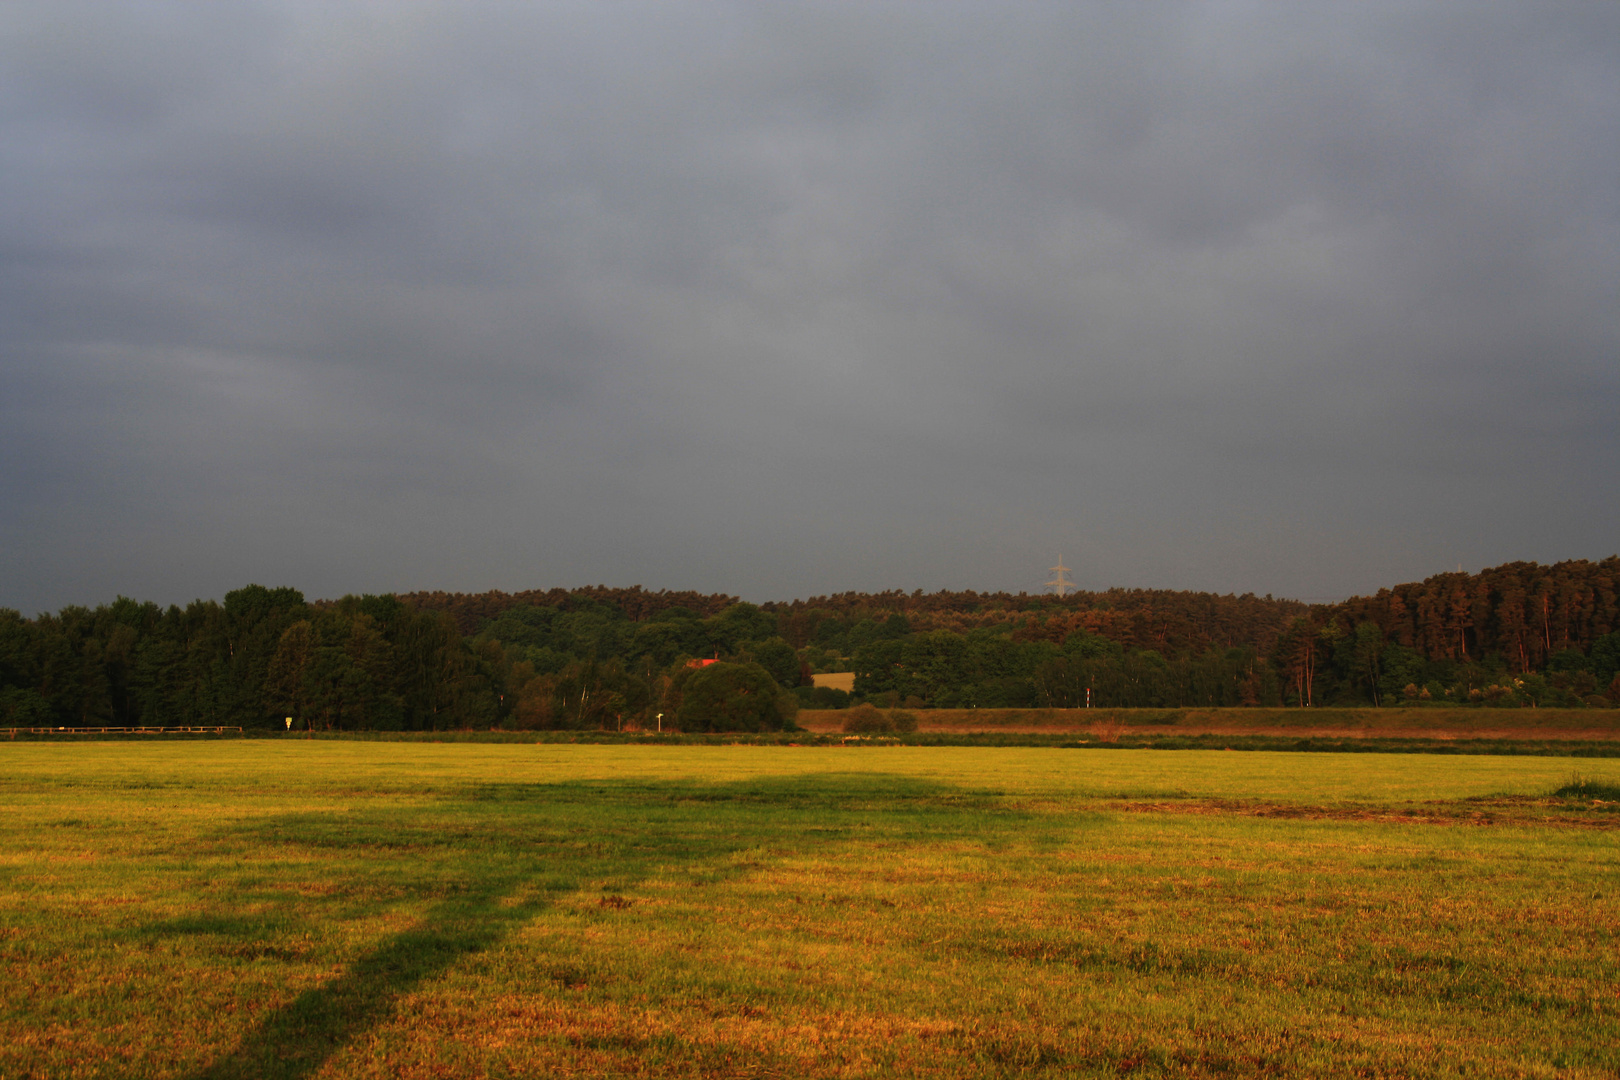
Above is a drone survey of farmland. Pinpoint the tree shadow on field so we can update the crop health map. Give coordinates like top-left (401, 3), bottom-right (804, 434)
top-left (184, 771), bottom-right (994, 1080)
top-left (187, 876), bottom-right (540, 1080)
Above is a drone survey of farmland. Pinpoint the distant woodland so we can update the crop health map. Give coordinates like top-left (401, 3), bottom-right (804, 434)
top-left (3, 558), bottom-right (1618, 731)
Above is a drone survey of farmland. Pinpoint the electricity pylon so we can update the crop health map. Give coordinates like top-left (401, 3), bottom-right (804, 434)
top-left (1046, 556), bottom-right (1074, 598)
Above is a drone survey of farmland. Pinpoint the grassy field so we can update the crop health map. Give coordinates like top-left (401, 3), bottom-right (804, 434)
top-left (2, 744), bottom-right (1618, 1078)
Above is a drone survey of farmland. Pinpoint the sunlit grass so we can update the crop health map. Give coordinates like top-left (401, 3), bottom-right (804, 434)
top-left (2, 744), bottom-right (1617, 1077)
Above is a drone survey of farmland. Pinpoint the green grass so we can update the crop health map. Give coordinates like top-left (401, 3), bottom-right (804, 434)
top-left (1554, 775), bottom-right (1620, 801)
top-left (2, 744), bottom-right (1618, 1078)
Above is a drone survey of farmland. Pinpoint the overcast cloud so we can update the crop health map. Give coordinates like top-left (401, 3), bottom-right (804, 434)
top-left (2, 1), bottom-right (1616, 613)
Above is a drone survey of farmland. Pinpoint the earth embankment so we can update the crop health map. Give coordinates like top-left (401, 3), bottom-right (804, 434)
top-left (795, 706), bottom-right (1620, 741)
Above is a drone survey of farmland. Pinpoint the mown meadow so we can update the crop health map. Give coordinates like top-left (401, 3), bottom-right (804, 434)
top-left (2, 743), bottom-right (1618, 1078)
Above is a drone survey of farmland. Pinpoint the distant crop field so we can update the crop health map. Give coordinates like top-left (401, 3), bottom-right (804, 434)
top-left (796, 706), bottom-right (1620, 739)
top-left (3, 744), bottom-right (1618, 1078)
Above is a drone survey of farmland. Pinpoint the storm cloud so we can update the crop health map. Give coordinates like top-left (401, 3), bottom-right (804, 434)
top-left (3, 2), bottom-right (1616, 613)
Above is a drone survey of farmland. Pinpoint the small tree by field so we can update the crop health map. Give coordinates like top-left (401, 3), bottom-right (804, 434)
top-left (840, 704), bottom-right (917, 734)
top-left (677, 662), bottom-right (796, 732)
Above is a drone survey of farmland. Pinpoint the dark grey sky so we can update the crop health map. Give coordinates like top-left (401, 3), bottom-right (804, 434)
top-left (3, 2), bottom-right (1617, 614)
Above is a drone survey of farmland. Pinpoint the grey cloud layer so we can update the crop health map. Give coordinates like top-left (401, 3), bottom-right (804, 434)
top-left (3, 2), bottom-right (1616, 612)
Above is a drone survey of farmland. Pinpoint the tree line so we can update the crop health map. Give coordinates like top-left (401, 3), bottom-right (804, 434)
top-left (2, 558), bottom-right (1617, 730)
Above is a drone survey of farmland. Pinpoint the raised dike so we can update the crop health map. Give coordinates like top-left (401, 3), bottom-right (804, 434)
top-left (795, 706), bottom-right (1620, 741)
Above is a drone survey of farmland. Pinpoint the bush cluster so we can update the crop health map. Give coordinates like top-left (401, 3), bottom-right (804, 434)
top-left (840, 705), bottom-right (918, 735)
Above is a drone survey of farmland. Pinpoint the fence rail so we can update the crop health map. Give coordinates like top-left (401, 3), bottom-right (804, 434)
top-left (6, 726), bottom-right (244, 736)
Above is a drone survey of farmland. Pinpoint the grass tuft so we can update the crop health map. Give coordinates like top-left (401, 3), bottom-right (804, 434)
top-left (1554, 773), bottom-right (1620, 800)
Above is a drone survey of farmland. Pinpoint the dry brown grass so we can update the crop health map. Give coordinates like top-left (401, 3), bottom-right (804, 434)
top-left (795, 706), bottom-right (1620, 739)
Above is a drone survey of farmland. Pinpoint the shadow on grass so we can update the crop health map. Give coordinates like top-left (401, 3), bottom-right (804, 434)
top-left (185, 772), bottom-right (995, 1079)
top-left (187, 876), bottom-right (540, 1080)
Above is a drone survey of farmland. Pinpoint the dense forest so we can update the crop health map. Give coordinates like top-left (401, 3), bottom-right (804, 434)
top-left (3, 558), bottom-right (1618, 731)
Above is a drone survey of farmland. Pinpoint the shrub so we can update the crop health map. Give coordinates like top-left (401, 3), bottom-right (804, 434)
top-left (842, 703), bottom-right (893, 734)
top-left (889, 710), bottom-right (918, 734)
